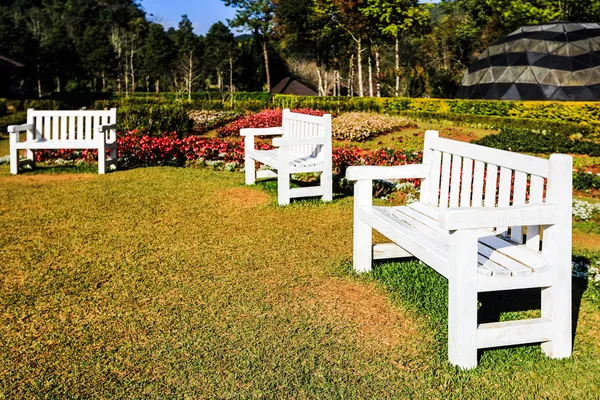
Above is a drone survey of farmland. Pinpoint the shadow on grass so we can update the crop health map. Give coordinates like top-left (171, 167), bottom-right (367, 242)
top-left (369, 258), bottom-right (591, 366)
top-left (13, 163), bottom-right (100, 175)
top-left (253, 174), bottom-right (352, 205)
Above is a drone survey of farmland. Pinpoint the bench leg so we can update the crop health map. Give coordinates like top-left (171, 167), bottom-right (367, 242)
top-left (321, 169), bottom-right (333, 202)
top-left (541, 228), bottom-right (572, 359)
top-left (448, 229), bottom-right (478, 369)
top-left (98, 143), bottom-right (106, 174)
top-left (245, 158), bottom-right (256, 185)
top-left (353, 180), bottom-right (372, 273)
top-left (26, 149), bottom-right (36, 169)
top-left (9, 144), bottom-right (18, 175)
top-left (277, 169), bottom-right (290, 206)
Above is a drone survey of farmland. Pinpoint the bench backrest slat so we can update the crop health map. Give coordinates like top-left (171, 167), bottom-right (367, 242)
top-left (282, 109), bottom-right (331, 159)
top-left (27, 108), bottom-right (117, 143)
top-left (421, 131), bottom-right (568, 255)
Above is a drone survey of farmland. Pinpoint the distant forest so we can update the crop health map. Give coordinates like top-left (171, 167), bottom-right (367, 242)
top-left (1, 0), bottom-right (600, 99)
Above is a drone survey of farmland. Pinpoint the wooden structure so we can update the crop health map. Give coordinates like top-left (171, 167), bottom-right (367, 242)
top-left (9, 108), bottom-right (118, 174)
top-left (347, 130), bottom-right (573, 369)
top-left (242, 109), bottom-right (333, 205)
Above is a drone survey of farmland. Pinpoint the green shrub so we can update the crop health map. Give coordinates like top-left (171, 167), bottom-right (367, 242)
top-left (119, 103), bottom-right (193, 135)
top-left (0, 99), bottom-right (7, 117)
top-left (474, 127), bottom-right (600, 156)
top-left (23, 99), bottom-right (64, 110)
top-left (401, 111), bottom-right (595, 137)
top-left (229, 92), bottom-right (271, 103)
top-left (0, 111), bottom-right (27, 133)
top-left (573, 172), bottom-right (600, 191)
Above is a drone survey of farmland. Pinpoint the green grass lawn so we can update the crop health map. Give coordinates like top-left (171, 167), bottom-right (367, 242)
top-left (1, 166), bottom-right (600, 398)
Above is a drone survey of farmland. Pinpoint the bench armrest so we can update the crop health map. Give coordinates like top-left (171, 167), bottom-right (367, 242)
top-left (346, 164), bottom-right (430, 181)
top-left (438, 204), bottom-right (558, 230)
top-left (99, 123), bottom-right (118, 132)
top-left (240, 127), bottom-right (284, 137)
top-left (272, 136), bottom-right (328, 147)
top-left (8, 123), bottom-right (34, 134)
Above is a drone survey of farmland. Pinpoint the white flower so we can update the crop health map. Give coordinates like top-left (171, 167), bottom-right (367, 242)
top-left (572, 199), bottom-right (600, 221)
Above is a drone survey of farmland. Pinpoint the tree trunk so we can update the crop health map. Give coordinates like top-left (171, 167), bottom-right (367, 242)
top-left (348, 54), bottom-right (354, 97)
top-left (357, 38), bottom-right (363, 97)
top-left (262, 39), bottom-right (271, 92)
top-left (368, 52), bottom-right (373, 97)
top-left (102, 71), bottom-right (106, 92)
top-left (188, 52), bottom-right (193, 101)
top-left (156, 79), bottom-right (160, 93)
top-left (36, 63), bottom-right (42, 98)
top-left (130, 50), bottom-right (135, 93)
top-left (229, 56), bottom-right (234, 93)
top-left (395, 35), bottom-right (400, 98)
top-left (146, 75), bottom-right (150, 92)
top-left (124, 54), bottom-right (129, 97)
top-left (316, 66), bottom-right (324, 97)
top-left (375, 45), bottom-right (381, 98)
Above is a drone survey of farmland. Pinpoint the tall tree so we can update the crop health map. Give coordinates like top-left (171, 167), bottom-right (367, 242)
top-left (205, 22), bottom-right (237, 95)
top-left (173, 15), bottom-right (204, 99)
top-left (139, 23), bottom-right (174, 93)
top-left (223, 0), bottom-right (276, 92)
top-left (363, 0), bottom-right (429, 97)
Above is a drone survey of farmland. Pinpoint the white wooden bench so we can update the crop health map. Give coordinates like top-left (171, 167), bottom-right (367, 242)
top-left (347, 130), bottom-right (572, 369)
top-left (242, 109), bottom-right (333, 205)
top-left (8, 108), bottom-right (118, 175)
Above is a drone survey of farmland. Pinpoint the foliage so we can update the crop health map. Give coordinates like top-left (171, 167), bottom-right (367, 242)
top-left (474, 127), bottom-right (600, 157)
top-left (0, 111), bottom-right (27, 133)
top-left (272, 95), bottom-right (600, 136)
top-left (216, 108), bottom-right (327, 137)
top-left (119, 104), bottom-right (193, 135)
top-left (573, 172), bottom-right (600, 191)
top-left (332, 112), bottom-right (416, 141)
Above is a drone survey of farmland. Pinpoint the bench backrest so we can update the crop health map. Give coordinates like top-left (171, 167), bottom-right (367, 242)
top-left (281, 109), bottom-right (332, 159)
top-left (420, 130), bottom-right (572, 253)
top-left (27, 108), bottom-right (117, 142)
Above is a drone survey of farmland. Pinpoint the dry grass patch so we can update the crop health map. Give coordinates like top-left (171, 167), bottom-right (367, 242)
top-left (219, 187), bottom-right (271, 208)
top-left (306, 279), bottom-right (432, 354)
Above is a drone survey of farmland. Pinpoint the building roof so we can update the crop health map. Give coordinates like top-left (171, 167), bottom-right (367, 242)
top-left (457, 22), bottom-right (600, 101)
top-left (271, 77), bottom-right (318, 96)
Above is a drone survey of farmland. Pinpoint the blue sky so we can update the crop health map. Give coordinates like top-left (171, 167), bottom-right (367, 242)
top-left (140, 0), bottom-right (439, 36)
top-left (140, 0), bottom-right (239, 35)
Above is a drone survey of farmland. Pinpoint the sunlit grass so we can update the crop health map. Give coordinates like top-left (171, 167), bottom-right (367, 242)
top-left (1, 166), bottom-right (599, 397)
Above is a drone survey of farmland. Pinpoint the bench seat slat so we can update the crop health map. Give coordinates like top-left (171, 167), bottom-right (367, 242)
top-left (366, 202), bottom-right (548, 279)
top-left (249, 149), bottom-right (324, 171)
top-left (408, 202), bottom-right (548, 274)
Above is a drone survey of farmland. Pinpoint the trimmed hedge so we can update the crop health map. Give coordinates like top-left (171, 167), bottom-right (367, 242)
top-left (574, 172), bottom-right (600, 191)
top-left (118, 103), bottom-right (193, 135)
top-left (0, 111), bottom-right (27, 133)
top-left (271, 95), bottom-right (600, 136)
top-left (474, 127), bottom-right (600, 156)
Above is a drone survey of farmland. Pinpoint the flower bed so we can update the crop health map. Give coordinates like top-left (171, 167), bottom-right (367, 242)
top-left (188, 110), bottom-right (242, 134)
top-left (31, 131), bottom-right (422, 177)
top-left (332, 112), bottom-right (416, 141)
top-left (216, 108), bottom-right (327, 137)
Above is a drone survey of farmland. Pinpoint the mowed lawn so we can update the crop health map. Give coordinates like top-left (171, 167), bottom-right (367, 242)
top-left (1, 166), bottom-right (600, 398)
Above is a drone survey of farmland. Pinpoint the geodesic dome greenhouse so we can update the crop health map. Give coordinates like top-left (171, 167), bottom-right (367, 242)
top-left (457, 22), bottom-right (600, 101)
